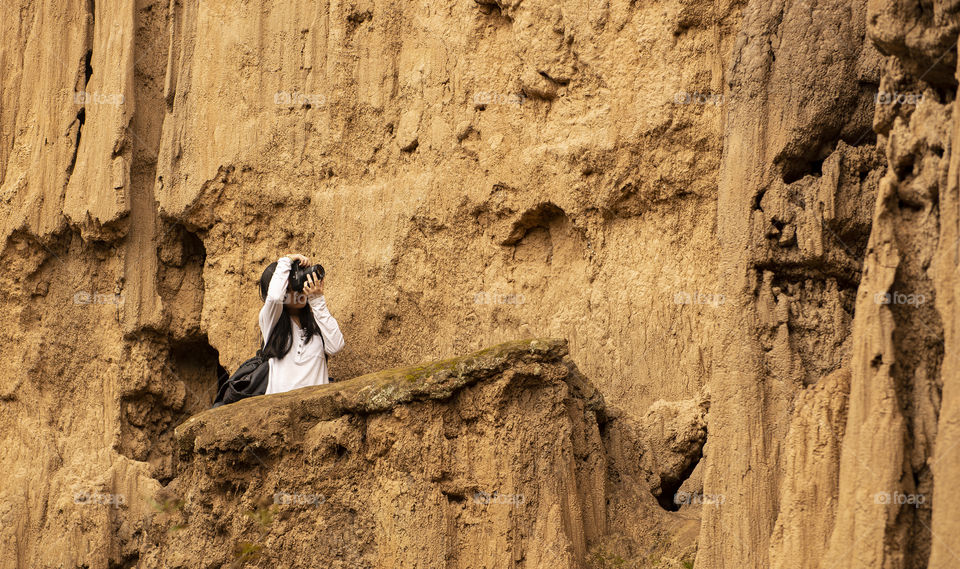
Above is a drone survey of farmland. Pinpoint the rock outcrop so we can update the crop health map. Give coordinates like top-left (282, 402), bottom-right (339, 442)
top-left (2, 0), bottom-right (960, 567)
top-left (146, 338), bottom-right (613, 568)
top-left (3, 338), bottom-right (704, 568)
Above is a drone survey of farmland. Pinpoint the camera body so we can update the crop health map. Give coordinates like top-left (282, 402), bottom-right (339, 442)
top-left (289, 260), bottom-right (325, 292)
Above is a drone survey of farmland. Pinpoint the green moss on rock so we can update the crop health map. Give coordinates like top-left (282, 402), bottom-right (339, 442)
top-left (175, 338), bottom-right (572, 453)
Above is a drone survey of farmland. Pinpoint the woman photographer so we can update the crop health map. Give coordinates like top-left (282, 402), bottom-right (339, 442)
top-left (258, 253), bottom-right (344, 394)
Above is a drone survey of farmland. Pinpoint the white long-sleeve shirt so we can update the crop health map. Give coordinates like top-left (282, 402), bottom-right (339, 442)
top-left (258, 256), bottom-right (345, 394)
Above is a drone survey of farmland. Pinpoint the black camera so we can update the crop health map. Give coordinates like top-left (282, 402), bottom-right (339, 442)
top-left (289, 260), bottom-right (325, 292)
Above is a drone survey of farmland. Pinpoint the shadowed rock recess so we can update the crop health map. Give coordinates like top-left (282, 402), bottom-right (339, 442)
top-left (2, 0), bottom-right (960, 567)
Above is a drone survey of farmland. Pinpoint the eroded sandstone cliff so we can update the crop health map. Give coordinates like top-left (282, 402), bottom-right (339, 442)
top-left (1, 0), bottom-right (959, 567)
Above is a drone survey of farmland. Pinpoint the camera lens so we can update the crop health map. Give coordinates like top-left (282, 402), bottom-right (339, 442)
top-left (289, 261), bottom-right (324, 292)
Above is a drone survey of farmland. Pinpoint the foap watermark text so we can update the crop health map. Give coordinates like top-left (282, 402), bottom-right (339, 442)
top-left (874, 491), bottom-right (926, 507)
top-left (473, 491), bottom-right (525, 505)
top-left (473, 92), bottom-right (526, 106)
top-left (674, 491), bottom-right (725, 507)
top-left (75, 491), bottom-right (126, 508)
top-left (674, 90), bottom-right (726, 106)
top-left (74, 291), bottom-right (125, 306)
top-left (674, 291), bottom-right (725, 306)
top-left (874, 291), bottom-right (926, 306)
top-left (474, 291), bottom-right (526, 305)
top-left (274, 91), bottom-right (326, 107)
top-left (74, 91), bottom-right (124, 106)
top-left (875, 91), bottom-right (923, 105)
top-left (273, 491), bottom-right (325, 506)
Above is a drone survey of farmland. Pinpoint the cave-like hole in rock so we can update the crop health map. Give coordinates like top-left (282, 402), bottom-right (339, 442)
top-left (169, 336), bottom-right (226, 416)
top-left (117, 336), bottom-right (226, 482)
top-left (656, 447), bottom-right (704, 512)
top-left (782, 156), bottom-right (825, 184)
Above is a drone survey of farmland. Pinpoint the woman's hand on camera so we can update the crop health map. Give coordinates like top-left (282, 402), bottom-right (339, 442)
top-left (285, 253), bottom-right (309, 265)
top-left (303, 272), bottom-right (323, 299)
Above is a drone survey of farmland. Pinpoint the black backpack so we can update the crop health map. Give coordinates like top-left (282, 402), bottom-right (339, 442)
top-left (212, 327), bottom-right (331, 408)
top-left (212, 347), bottom-right (270, 408)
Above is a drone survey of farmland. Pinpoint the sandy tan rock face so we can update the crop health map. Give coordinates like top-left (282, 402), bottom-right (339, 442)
top-left (693, 0), bottom-right (959, 567)
top-left (150, 0), bottom-right (745, 414)
top-left (2, 0), bottom-right (960, 567)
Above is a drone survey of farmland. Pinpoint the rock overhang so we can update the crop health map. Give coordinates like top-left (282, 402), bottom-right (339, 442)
top-left (174, 338), bottom-right (606, 464)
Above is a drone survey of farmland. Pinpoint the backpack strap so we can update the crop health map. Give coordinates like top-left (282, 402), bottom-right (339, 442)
top-left (319, 329), bottom-right (329, 364)
top-left (257, 321), bottom-right (278, 359)
top-left (318, 329), bottom-right (332, 380)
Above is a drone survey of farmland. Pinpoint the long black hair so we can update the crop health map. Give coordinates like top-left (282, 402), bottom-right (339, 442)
top-left (259, 261), bottom-right (323, 360)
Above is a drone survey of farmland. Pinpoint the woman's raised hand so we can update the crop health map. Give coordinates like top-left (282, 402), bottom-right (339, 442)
top-left (303, 272), bottom-right (324, 299)
top-left (285, 253), bottom-right (310, 265)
